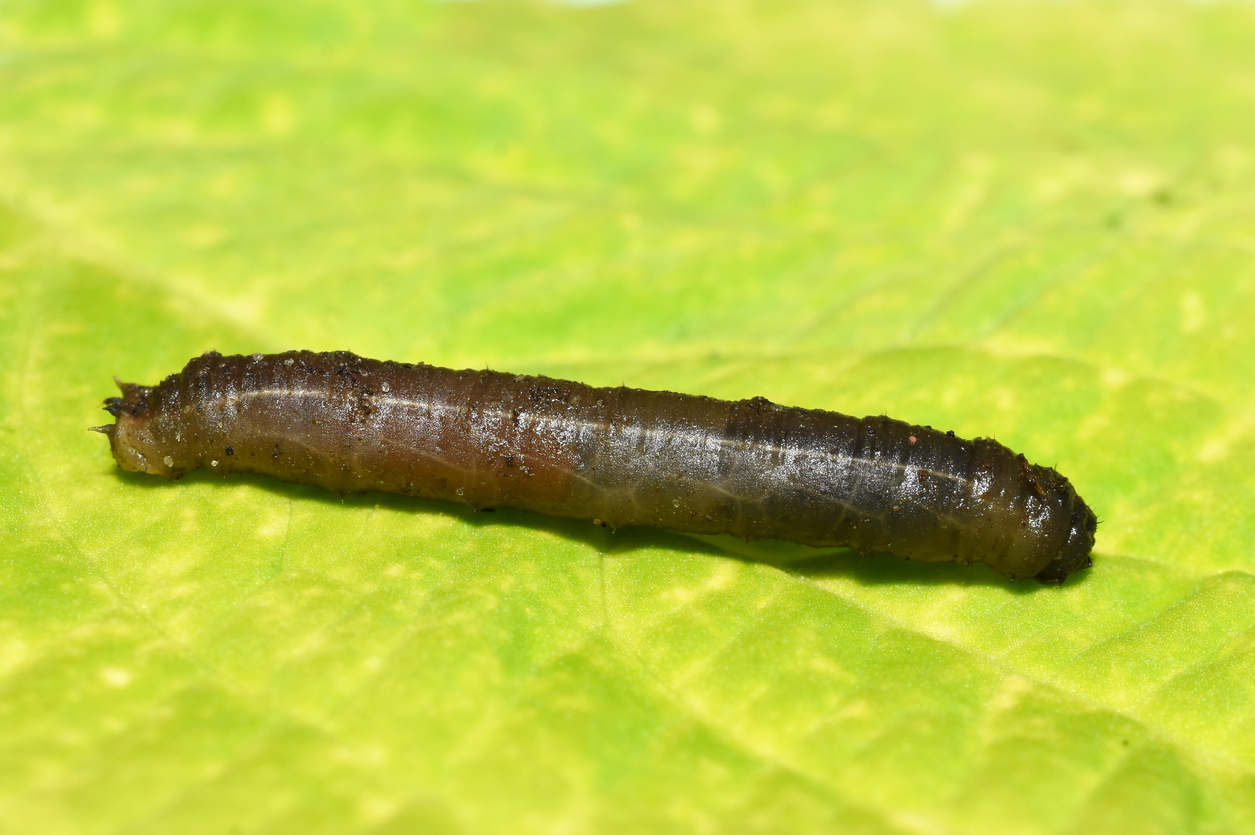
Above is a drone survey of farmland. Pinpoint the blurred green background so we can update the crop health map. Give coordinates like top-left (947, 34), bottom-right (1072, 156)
top-left (2, 0), bottom-right (1254, 832)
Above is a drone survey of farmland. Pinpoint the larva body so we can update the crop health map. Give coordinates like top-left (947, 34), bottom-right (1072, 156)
top-left (97, 351), bottom-right (1096, 583)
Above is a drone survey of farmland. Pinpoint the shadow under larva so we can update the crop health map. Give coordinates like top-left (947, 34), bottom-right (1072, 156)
top-left (93, 350), bottom-right (1097, 584)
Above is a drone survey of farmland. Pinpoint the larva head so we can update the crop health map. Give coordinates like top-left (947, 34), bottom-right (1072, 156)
top-left (1006, 460), bottom-right (1096, 585)
top-left (92, 378), bottom-right (191, 478)
top-left (1033, 496), bottom-right (1097, 584)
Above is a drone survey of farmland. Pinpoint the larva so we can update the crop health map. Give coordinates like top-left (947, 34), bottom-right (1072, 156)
top-left (94, 351), bottom-right (1096, 583)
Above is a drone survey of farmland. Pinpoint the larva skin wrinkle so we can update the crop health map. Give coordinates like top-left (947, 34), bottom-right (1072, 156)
top-left (96, 351), bottom-right (1097, 583)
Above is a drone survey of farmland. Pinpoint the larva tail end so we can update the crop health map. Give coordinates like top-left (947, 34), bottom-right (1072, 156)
top-left (103, 378), bottom-right (153, 418)
top-left (113, 376), bottom-right (149, 399)
top-left (96, 377), bottom-right (190, 479)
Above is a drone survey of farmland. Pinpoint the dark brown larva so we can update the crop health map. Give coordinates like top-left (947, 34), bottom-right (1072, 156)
top-left (94, 351), bottom-right (1096, 583)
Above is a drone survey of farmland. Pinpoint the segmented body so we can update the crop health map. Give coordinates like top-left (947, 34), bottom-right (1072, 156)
top-left (97, 351), bottom-right (1096, 582)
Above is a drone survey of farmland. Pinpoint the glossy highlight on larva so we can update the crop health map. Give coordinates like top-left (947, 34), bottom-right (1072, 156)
top-left (94, 351), bottom-right (1097, 583)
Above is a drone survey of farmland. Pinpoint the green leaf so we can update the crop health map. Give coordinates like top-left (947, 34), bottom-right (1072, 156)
top-left (2, 0), bottom-right (1254, 832)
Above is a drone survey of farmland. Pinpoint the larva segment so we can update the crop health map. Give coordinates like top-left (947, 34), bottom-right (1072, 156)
top-left (97, 351), bottom-right (1097, 584)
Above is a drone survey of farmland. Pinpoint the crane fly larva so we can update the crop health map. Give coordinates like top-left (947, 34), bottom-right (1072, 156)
top-left (95, 351), bottom-right (1096, 583)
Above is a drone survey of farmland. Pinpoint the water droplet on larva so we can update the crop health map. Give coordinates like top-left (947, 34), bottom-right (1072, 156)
top-left (211, 460), bottom-right (219, 467)
top-left (163, 456), bottom-right (174, 467)
top-left (456, 487), bottom-right (464, 496)
top-left (381, 381), bottom-right (391, 393)
top-left (284, 358), bottom-right (295, 366)
top-left (672, 499), bottom-right (681, 508)
top-left (252, 353), bottom-right (263, 361)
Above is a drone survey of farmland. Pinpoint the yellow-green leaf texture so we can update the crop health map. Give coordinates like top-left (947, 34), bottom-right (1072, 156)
top-left (1, 1), bottom-right (1253, 833)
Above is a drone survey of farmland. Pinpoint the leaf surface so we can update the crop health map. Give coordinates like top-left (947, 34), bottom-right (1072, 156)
top-left (1, 1), bottom-right (1254, 832)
